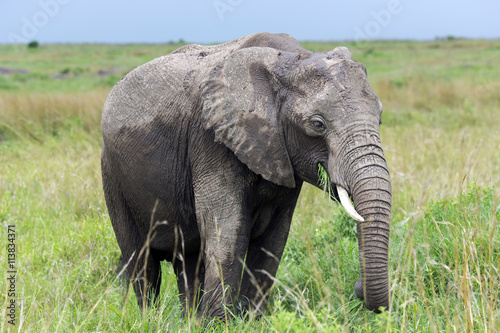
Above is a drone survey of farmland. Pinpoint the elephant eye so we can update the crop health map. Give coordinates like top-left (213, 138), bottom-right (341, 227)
top-left (311, 115), bottom-right (327, 131)
top-left (313, 120), bottom-right (325, 129)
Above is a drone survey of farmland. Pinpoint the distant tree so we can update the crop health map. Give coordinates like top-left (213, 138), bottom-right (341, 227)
top-left (28, 41), bottom-right (39, 49)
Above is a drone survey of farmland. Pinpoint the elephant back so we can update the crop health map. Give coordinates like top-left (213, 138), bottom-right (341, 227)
top-left (101, 33), bottom-right (312, 146)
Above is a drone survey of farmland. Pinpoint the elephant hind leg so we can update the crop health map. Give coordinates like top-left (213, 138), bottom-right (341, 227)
top-left (109, 200), bottom-right (162, 308)
top-left (102, 156), bottom-right (162, 307)
top-left (107, 199), bottom-right (162, 307)
top-left (129, 251), bottom-right (162, 308)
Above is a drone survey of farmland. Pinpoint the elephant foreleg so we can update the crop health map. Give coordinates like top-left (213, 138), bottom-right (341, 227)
top-left (193, 181), bottom-right (251, 321)
top-left (199, 212), bottom-right (250, 321)
top-left (239, 188), bottom-right (301, 314)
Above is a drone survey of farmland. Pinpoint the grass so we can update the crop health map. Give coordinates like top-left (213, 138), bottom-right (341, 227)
top-left (1, 39), bottom-right (499, 332)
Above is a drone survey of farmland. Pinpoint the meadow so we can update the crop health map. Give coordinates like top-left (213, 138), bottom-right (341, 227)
top-left (0, 39), bottom-right (499, 332)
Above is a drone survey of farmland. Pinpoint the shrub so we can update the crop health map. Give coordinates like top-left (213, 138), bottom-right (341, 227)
top-left (28, 40), bottom-right (39, 49)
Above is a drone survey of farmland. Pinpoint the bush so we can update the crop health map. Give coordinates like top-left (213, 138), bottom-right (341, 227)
top-left (28, 40), bottom-right (39, 49)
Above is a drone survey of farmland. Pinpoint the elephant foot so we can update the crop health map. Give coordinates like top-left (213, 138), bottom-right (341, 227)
top-left (354, 278), bottom-right (364, 300)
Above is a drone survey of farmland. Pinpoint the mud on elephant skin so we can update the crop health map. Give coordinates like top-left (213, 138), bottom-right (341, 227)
top-left (101, 32), bottom-right (392, 320)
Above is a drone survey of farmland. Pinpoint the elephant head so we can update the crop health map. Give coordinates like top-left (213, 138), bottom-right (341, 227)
top-left (201, 46), bottom-right (391, 312)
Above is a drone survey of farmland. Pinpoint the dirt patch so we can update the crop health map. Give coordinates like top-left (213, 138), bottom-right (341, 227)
top-left (52, 73), bottom-right (70, 79)
top-left (96, 67), bottom-right (122, 77)
top-left (0, 67), bottom-right (30, 75)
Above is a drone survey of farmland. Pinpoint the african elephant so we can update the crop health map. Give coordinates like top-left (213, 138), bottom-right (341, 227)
top-left (101, 32), bottom-right (391, 320)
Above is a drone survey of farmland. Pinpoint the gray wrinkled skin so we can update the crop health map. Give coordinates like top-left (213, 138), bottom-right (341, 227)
top-left (101, 32), bottom-right (392, 320)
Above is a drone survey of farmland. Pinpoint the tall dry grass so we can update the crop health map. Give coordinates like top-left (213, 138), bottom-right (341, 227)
top-left (0, 90), bottom-right (108, 141)
top-left (375, 77), bottom-right (500, 114)
top-left (372, 75), bottom-right (500, 206)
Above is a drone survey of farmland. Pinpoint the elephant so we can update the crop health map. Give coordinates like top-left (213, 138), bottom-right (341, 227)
top-left (101, 32), bottom-right (392, 320)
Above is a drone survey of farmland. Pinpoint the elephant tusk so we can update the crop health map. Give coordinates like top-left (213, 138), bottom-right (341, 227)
top-left (336, 185), bottom-right (365, 222)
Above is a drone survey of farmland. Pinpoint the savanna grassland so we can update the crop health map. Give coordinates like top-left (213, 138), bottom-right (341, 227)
top-left (0, 39), bottom-right (499, 332)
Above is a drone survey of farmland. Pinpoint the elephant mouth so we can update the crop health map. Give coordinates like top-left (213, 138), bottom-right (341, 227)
top-left (324, 181), bottom-right (365, 223)
top-left (334, 184), bottom-right (364, 222)
top-left (318, 163), bottom-right (364, 222)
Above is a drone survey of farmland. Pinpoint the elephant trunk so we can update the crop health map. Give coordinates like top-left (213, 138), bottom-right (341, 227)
top-left (352, 174), bottom-right (391, 311)
top-left (335, 131), bottom-right (392, 312)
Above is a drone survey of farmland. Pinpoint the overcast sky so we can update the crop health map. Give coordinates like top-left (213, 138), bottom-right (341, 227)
top-left (1, 0), bottom-right (499, 44)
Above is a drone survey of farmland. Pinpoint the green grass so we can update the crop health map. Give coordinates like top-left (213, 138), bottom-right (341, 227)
top-left (1, 39), bottom-right (499, 332)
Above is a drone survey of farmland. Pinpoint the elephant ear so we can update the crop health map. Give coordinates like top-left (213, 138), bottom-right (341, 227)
top-left (200, 47), bottom-right (296, 188)
top-left (327, 46), bottom-right (353, 60)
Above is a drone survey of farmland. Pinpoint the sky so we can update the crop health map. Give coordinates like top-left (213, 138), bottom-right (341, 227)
top-left (1, 0), bottom-right (499, 44)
